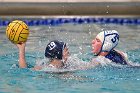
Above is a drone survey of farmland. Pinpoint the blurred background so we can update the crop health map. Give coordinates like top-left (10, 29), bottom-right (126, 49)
top-left (0, 0), bottom-right (140, 16)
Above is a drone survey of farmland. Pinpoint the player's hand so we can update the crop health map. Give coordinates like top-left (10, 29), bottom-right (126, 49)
top-left (16, 42), bottom-right (26, 51)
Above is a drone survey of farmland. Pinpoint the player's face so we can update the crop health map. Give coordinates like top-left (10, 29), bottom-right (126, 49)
top-left (92, 37), bottom-right (102, 55)
top-left (62, 47), bottom-right (69, 63)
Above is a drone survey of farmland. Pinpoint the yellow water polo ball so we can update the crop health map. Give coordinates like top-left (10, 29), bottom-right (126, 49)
top-left (6, 20), bottom-right (29, 44)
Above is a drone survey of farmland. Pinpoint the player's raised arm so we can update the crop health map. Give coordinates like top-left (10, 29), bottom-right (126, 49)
top-left (16, 42), bottom-right (27, 68)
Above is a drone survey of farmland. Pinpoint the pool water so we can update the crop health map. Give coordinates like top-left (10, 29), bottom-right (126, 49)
top-left (0, 19), bottom-right (140, 93)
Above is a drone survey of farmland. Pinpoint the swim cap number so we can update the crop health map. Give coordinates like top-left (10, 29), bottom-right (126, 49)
top-left (48, 42), bottom-right (56, 50)
top-left (111, 34), bottom-right (119, 43)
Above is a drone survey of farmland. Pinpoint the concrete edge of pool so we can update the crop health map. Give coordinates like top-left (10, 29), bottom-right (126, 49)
top-left (0, 2), bottom-right (140, 16)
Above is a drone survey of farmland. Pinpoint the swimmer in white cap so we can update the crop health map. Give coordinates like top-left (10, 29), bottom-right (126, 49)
top-left (91, 30), bottom-right (128, 65)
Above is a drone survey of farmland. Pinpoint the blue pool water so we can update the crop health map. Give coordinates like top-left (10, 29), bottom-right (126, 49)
top-left (0, 17), bottom-right (140, 93)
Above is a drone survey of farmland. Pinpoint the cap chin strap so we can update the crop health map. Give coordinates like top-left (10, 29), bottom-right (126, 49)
top-left (94, 49), bottom-right (101, 56)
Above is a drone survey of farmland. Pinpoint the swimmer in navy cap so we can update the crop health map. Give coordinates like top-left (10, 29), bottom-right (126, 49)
top-left (16, 40), bottom-right (69, 70)
top-left (91, 30), bottom-right (128, 65)
top-left (44, 40), bottom-right (69, 68)
top-left (45, 40), bottom-right (66, 60)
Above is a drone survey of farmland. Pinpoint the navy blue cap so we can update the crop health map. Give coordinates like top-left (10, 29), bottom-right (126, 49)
top-left (45, 40), bottom-right (66, 60)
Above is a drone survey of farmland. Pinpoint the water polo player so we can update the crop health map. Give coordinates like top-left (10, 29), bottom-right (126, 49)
top-left (16, 40), bottom-right (69, 70)
top-left (91, 30), bottom-right (128, 65)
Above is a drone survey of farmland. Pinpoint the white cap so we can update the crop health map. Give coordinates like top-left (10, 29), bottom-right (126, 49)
top-left (96, 30), bottom-right (119, 52)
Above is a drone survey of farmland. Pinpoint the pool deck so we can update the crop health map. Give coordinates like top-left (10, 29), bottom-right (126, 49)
top-left (0, 0), bottom-right (140, 16)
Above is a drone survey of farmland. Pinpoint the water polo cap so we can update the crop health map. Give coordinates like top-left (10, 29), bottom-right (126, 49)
top-left (45, 40), bottom-right (66, 60)
top-left (96, 30), bottom-right (119, 54)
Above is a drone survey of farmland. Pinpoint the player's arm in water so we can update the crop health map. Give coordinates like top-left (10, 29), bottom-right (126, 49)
top-left (117, 50), bottom-right (140, 67)
top-left (16, 42), bottom-right (42, 70)
top-left (83, 61), bottom-right (100, 69)
top-left (114, 49), bottom-right (140, 66)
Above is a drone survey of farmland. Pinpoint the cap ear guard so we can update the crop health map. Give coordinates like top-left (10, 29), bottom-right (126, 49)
top-left (101, 42), bottom-right (113, 52)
